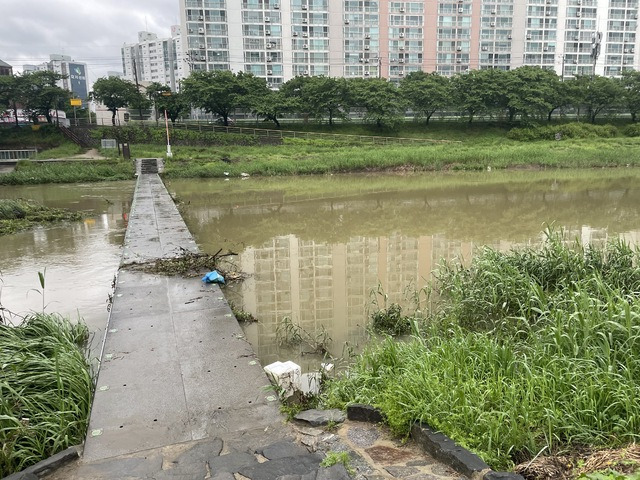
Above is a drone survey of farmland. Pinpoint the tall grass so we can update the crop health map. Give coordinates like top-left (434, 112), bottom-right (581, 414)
top-left (0, 314), bottom-right (94, 476)
top-left (324, 231), bottom-right (640, 470)
top-left (0, 161), bottom-right (134, 185)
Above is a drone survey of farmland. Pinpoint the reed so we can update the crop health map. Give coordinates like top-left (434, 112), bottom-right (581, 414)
top-left (0, 314), bottom-right (93, 476)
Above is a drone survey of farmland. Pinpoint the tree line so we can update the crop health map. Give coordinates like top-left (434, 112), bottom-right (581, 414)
top-left (4, 67), bottom-right (640, 128)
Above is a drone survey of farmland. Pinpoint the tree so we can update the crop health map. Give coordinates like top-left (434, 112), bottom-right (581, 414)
top-left (251, 88), bottom-right (298, 128)
top-left (451, 70), bottom-right (502, 123)
top-left (155, 91), bottom-right (190, 125)
top-left (145, 82), bottom-right (171, 125)
top-left (0, 74), bottom-right (27, 127)
top-left (620, 70), bottom-right (640, 122)
top-left (21, 71), bottom-right (70, 124)
top-left (181, 70), bottom-right (254, 126)
top-left (504, 67), bottom-right (562, 123)
top-left (399, 71), bottom-right (452, 125)
top-left (572, 75), bottom-right (624, 123)
top-left (90, 76), bottom-right (140, 126)
top-left (347, 78), bottom-right (404, 129)
top-left (300, 76), bottom-right (350, 125)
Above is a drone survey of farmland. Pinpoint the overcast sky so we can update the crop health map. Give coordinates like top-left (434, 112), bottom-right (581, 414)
top-left (2, 0), bottom-right (179, 86)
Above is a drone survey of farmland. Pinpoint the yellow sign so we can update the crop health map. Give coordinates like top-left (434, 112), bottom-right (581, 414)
top-left (70, 98), bottom-right (82, 106)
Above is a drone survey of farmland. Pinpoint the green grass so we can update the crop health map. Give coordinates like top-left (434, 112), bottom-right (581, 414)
top-left (135, 136), bottom-right (640, 179)
top-left (0, 160), bottom-right (135, 185)
top-left (323, 230), bottom-right (640, 471)
top-left (0, 314), bottom-right (94, 476)
top-left (0, 199), bottom-right (83, 236)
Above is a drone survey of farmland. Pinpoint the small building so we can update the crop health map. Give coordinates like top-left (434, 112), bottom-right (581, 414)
top-left (0, 59), bottom-right (13, 76)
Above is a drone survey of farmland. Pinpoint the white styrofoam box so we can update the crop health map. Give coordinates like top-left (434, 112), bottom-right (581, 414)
top-left (264, 361), bottom-right (301, 398)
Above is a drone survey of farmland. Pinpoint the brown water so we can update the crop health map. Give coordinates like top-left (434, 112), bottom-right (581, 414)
top-left (0, 182), bottom-right (135, 345)
top-left (167, 169), bottom-right (640, 370)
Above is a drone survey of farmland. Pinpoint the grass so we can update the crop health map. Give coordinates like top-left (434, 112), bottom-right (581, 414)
top-left (0, 160), bottom-right (135, 185)
top-left (0, 313), bottom-right (93, 477)
top-left (323, 230), bottom-right (640, 472)
top-left (0, 198), bottom-right (83, 236)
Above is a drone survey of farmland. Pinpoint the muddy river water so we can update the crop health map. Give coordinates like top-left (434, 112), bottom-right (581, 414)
top-left (2, 170), bottom-right (640, 367)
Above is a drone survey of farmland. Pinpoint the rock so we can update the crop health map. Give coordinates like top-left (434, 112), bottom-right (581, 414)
top-left (317, 463), bottom-right (352, 479)
top-left (294, 409), bottom-right (346, 427)
top-left (346, 425), bottom-right (380, 448)
top-left (385, 465), bottom-right (420, 477)
top-left (346, 404), bottom-right (385, 424)
top-left (208, 452), bottom-right (259, 474)
top-left (257, 440), bottom-right (309, 460)
top-left (238, 453), bottom-right (323, 480)
top-left (484, 472), bottom-right (525, 480)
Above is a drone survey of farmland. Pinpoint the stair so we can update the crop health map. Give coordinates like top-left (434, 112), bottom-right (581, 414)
top-left (139, 158), bottom-right (158, 174)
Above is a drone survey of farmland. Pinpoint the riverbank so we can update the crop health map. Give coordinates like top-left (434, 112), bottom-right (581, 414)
top-left (322, 230), bottom-right (640, 478)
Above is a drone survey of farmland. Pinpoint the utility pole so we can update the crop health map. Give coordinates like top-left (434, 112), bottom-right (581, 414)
top-left (378, 56), bottom-right (382, 79)
top-left (591, 32), bottom-right (602, 79)
top-left (132, 56), bottom-right (144, 122)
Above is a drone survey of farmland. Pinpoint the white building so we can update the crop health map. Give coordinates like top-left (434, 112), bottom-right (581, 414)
top-left (23, 54), bottom-right (89, 100)
top-left (121, 26), bottom-right (186, 91)
top-left (178, 0), bottom-right (640, 86)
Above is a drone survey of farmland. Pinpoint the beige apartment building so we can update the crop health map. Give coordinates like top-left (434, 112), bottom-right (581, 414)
top-left (179, 0), bottom-right (639, 87)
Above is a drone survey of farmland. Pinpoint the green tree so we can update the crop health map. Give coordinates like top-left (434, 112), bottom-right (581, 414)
top-left (181, 70), bottom-right (259, 126)
top-left (620, 70), bottom-right (640, 122)
top-left (573, 75), bottom-right (624, 123)
top-left (90, 76), bottom-right (140, 126)
top-left (145, 82), bottom-right (171, 125)
top-left (251, 88), bottom-right (298, 128)
top-left (300, 76), bottom-right (350, 125)
top-left (348, 78), bottom-right (404, 129)
top-left (399, 71), bottom-right (452, 125)
top-left (0, 74), bottom-right (27, 127)
top-left (504, 66), bottom-right (562, 123)
top-left (451, 70), bottom-right (501, 123)
top-left (21, 71), bottom-right (70, 124)
top-left (155, 91), bottom-right (190, 125)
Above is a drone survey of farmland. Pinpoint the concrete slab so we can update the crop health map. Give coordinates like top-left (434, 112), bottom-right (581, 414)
top-left (83, 173), bottom-right (283, 464)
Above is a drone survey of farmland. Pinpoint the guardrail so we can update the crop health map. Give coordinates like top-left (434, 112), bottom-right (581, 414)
top-left (173, 123), bottom-right (456, 145)
top-left (0, 149), bottom-right (38, 160)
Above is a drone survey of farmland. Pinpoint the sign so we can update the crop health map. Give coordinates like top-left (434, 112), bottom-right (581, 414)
top-left (68, 63), bottom-right (88, 100)
top-left (70, 98), bottom-right (82, 107)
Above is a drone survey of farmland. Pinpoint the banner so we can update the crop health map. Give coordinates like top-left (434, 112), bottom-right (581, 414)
top-left (69, 63), bottom-right (88, 100)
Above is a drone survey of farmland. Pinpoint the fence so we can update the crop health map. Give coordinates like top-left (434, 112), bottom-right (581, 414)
top-left (0, 149), bottom-right (38, 160)
top-left (173, 123), bottom-right (454, 145)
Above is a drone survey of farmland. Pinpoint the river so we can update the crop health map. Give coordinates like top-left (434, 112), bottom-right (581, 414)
top-left (2, 170), bottom-right (640, 369)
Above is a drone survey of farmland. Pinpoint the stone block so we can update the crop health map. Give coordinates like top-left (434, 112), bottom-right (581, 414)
top-left (346, 404), bottom-right (385, 423)
top-left (411, 422), bottom-right (490, 479)
top-left (294, 409), bottom-right (346, 427)
top-left (484, 472), bottom-right (525, 480)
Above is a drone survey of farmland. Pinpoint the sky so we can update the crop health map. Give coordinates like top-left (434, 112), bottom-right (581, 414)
top-left (2, 0), bottom-right (179, 86)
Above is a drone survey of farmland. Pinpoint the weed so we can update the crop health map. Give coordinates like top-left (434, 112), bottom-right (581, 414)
top-left (0, 199), bottom-right (83, 236)
top-left (276, 316), bottom-right (332, 354)
top-left (320, 451), bottom-right (355, 475)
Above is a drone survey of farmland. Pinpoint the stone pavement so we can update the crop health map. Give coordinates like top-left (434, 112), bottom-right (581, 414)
top-left (44, 419), bottom-right (467, 480)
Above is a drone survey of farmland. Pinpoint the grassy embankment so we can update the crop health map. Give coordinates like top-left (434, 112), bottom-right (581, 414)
top-left (322, 231), bottom-right (640, 476)
top-left (4, 122), bottom-right (640, 185)
top-left (0, 314), bottom-right (93, 477)
top-left (0, 199), bottom-right (83, 236)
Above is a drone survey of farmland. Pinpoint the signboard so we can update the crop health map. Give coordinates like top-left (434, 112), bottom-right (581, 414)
top-left (70, 98), bottom-right (82, 107)
top-left (68, 63), bottom-right (88, 100)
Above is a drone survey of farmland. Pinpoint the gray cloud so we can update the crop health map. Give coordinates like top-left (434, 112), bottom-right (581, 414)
top-left (2, 0), bottom-right (178, 84)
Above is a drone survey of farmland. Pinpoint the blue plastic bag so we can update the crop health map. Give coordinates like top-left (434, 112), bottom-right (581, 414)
top-left (202, 270), bottom-right (225, 284)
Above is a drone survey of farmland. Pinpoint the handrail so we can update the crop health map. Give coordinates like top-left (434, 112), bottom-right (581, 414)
top-left (0, 149), bottom-right (38, 160)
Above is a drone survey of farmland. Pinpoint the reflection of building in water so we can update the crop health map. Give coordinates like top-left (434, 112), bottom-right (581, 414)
top-left (237, 226), bottom-right (640, 367)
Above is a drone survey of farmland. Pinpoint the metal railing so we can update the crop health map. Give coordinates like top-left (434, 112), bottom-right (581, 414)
top-left (0, 149), bottom-right (38, 160)
top-left (173, 122), bottom-right (455, 144)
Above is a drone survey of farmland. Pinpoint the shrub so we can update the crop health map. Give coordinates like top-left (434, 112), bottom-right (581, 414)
top-left (507, 122), bottom-right (619, 141)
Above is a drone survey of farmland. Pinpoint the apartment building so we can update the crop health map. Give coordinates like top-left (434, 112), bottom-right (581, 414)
top-left (121, 27), bottom-right (186, 91)
top-left (23, 54), bottom-right (89, 100)
top-left (178, 0), bottom-right (639, 85)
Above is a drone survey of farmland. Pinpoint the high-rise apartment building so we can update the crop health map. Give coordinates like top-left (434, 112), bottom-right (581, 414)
top-left (24, 54), bottom-right (89, 100)
top-left (121, 26), bottom-right (186, 91)
top-left (179, 0), bottom-right (639, 86)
